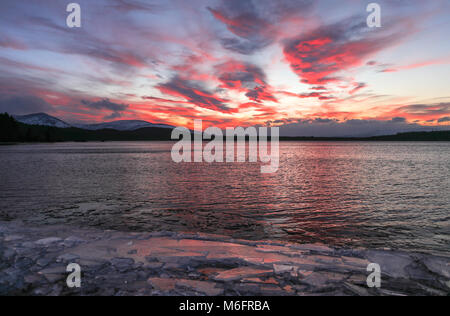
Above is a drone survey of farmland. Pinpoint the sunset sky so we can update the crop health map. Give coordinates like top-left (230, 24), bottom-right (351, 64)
top-left (0, 0), bottom-right (449, 136)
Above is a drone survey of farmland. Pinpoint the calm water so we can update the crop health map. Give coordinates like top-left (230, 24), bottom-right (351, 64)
top-left (0, 142), bottom-right (449, 256)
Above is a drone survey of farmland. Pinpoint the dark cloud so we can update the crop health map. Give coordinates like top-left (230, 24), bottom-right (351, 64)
top-left (26, 17), bottom-right (148, 70)
top-left (217, 62), bottom-right (265, 87)
top-left (209, 0), bottom-right (314, 54)
top-left (108, 0), bottom-right (158, 12)
top-left (391, 117), bottom-right (407, 123)
top-left (277, 118), bottom-right (448, 138)
top-left (216, 61), bottom-right (277, 102)
top-left (81, 98), bottom-right (129, 120)
top-left (208, 6), bottom-right (269, 40)
top-left (157, 77), bottom-right (232, 113)
top-left (104, 111), bottom-right (123, 120)
top-left (299, 92), bottom-right (334, 100)
top-left (395, 103), bottom-right (450, 116)
top-left (245, 86), bottom-right (277, 103)
top-left (81, 99), bottom-right (129, 112)
top-left (209, 6), bottom-right (273, 55)
top-left (0, 95), bottom-right (53, 115)
top-left (438, 116), bottom-right (450, 123)
top-left (350, 82), bottom-right (367, 95)
top-left (277, 90), bottom-right (334, 101)
top-left (314, 118), bottom-right (335, 123)
top-left (220, 38), bottom-right (270, 55)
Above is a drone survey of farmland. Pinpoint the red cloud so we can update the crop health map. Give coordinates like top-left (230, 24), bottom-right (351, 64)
top-left (216, 60), bottom-right (277, 103)
top-left (377, 102), bottom-right (450, 123)
top-left (157, 76), bottom-right (234, 113)
top-left (283, 18), bottom-right (409, 86)
top-left (207, 1), bottom-right (314, 55)
top-left (277, 90), bottom-right (335, 101)
top-left (380, 56), bottom-right (450, 73)
top-left (0, 34), bottom-right (27, 50)
top-left (349, 82), bottom-right (367, 95)
top-left (208, 8), bottom-right (270, 39)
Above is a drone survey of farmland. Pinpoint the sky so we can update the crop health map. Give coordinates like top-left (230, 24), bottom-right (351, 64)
top-left (0, 0), bottom-right (449, 136)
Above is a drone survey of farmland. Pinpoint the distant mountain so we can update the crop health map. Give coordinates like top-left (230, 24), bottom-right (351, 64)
top-left (14, 113), bottom-right (72, 129)
top-left (13, 113), bottom-right (173, 131)
top-left (0, 113), bottom-right (175, 142)
top-left (76, 120), bottom-right (173, 131)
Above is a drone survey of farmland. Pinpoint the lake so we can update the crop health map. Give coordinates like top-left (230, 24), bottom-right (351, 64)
top-left (0, 141), bottom-right (449, 256)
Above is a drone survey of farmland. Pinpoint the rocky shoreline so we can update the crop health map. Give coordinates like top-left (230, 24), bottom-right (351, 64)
top-left (0, 220), bottom-right (448, 296)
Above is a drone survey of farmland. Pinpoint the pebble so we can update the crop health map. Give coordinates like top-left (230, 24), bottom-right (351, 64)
top-left (4, 235), bottom-right (24, 242)
top-left (36, 257), bottom-right (53, 267)
top-left (343, 282), bottom-right (370, 296)
top-left (273, 264), bottom-right (294, 274)
top-left (35, 238), bottom-right (63, 246)
top-left (56, 253), bottom-right (80, 263)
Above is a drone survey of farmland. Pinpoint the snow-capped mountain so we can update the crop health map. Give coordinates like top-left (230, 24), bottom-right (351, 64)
top-left (76, 120), bottom-right (173, 131)
top-left (14, 113), bottom-right (72, 129)
top-left (14, 113), bottom-right (173, 131)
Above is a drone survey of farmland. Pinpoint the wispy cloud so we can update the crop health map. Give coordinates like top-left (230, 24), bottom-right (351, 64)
top-left (157, 76), bottom-right (232, 113)
top-left (0, 0), bottom-right (448, 135)
top-left (283, 17), bottom-right (413, 86)
top-left (379, 56), bottom-right (450, 73)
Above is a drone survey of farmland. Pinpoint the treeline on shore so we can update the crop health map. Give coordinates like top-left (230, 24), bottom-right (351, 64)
top-left (1, 112), bottom-right (449, 143)
top-left (0, 113), bottom-right (173, 142)
top-left (280, 131), bottom-right (450, 141)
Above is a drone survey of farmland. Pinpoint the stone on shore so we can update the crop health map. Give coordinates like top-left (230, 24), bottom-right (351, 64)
top-left (0, 220), bottom-right (449, 296)
top-left (35, 237), bottom-right (63, 246)
top-left (176, 279), bottom-right (224, 296)
top-left (38, 266), bottom-right (66, 283)
top-left (365, 250), bottom-right (413, 279)
top-left (214, 267), bottom-right (273, 282)
top-left (422, 257), bottom-right (450, 279)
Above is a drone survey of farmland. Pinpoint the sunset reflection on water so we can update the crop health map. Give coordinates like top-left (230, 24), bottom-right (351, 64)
top-left (0, 141), bottom-right (449, 256)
